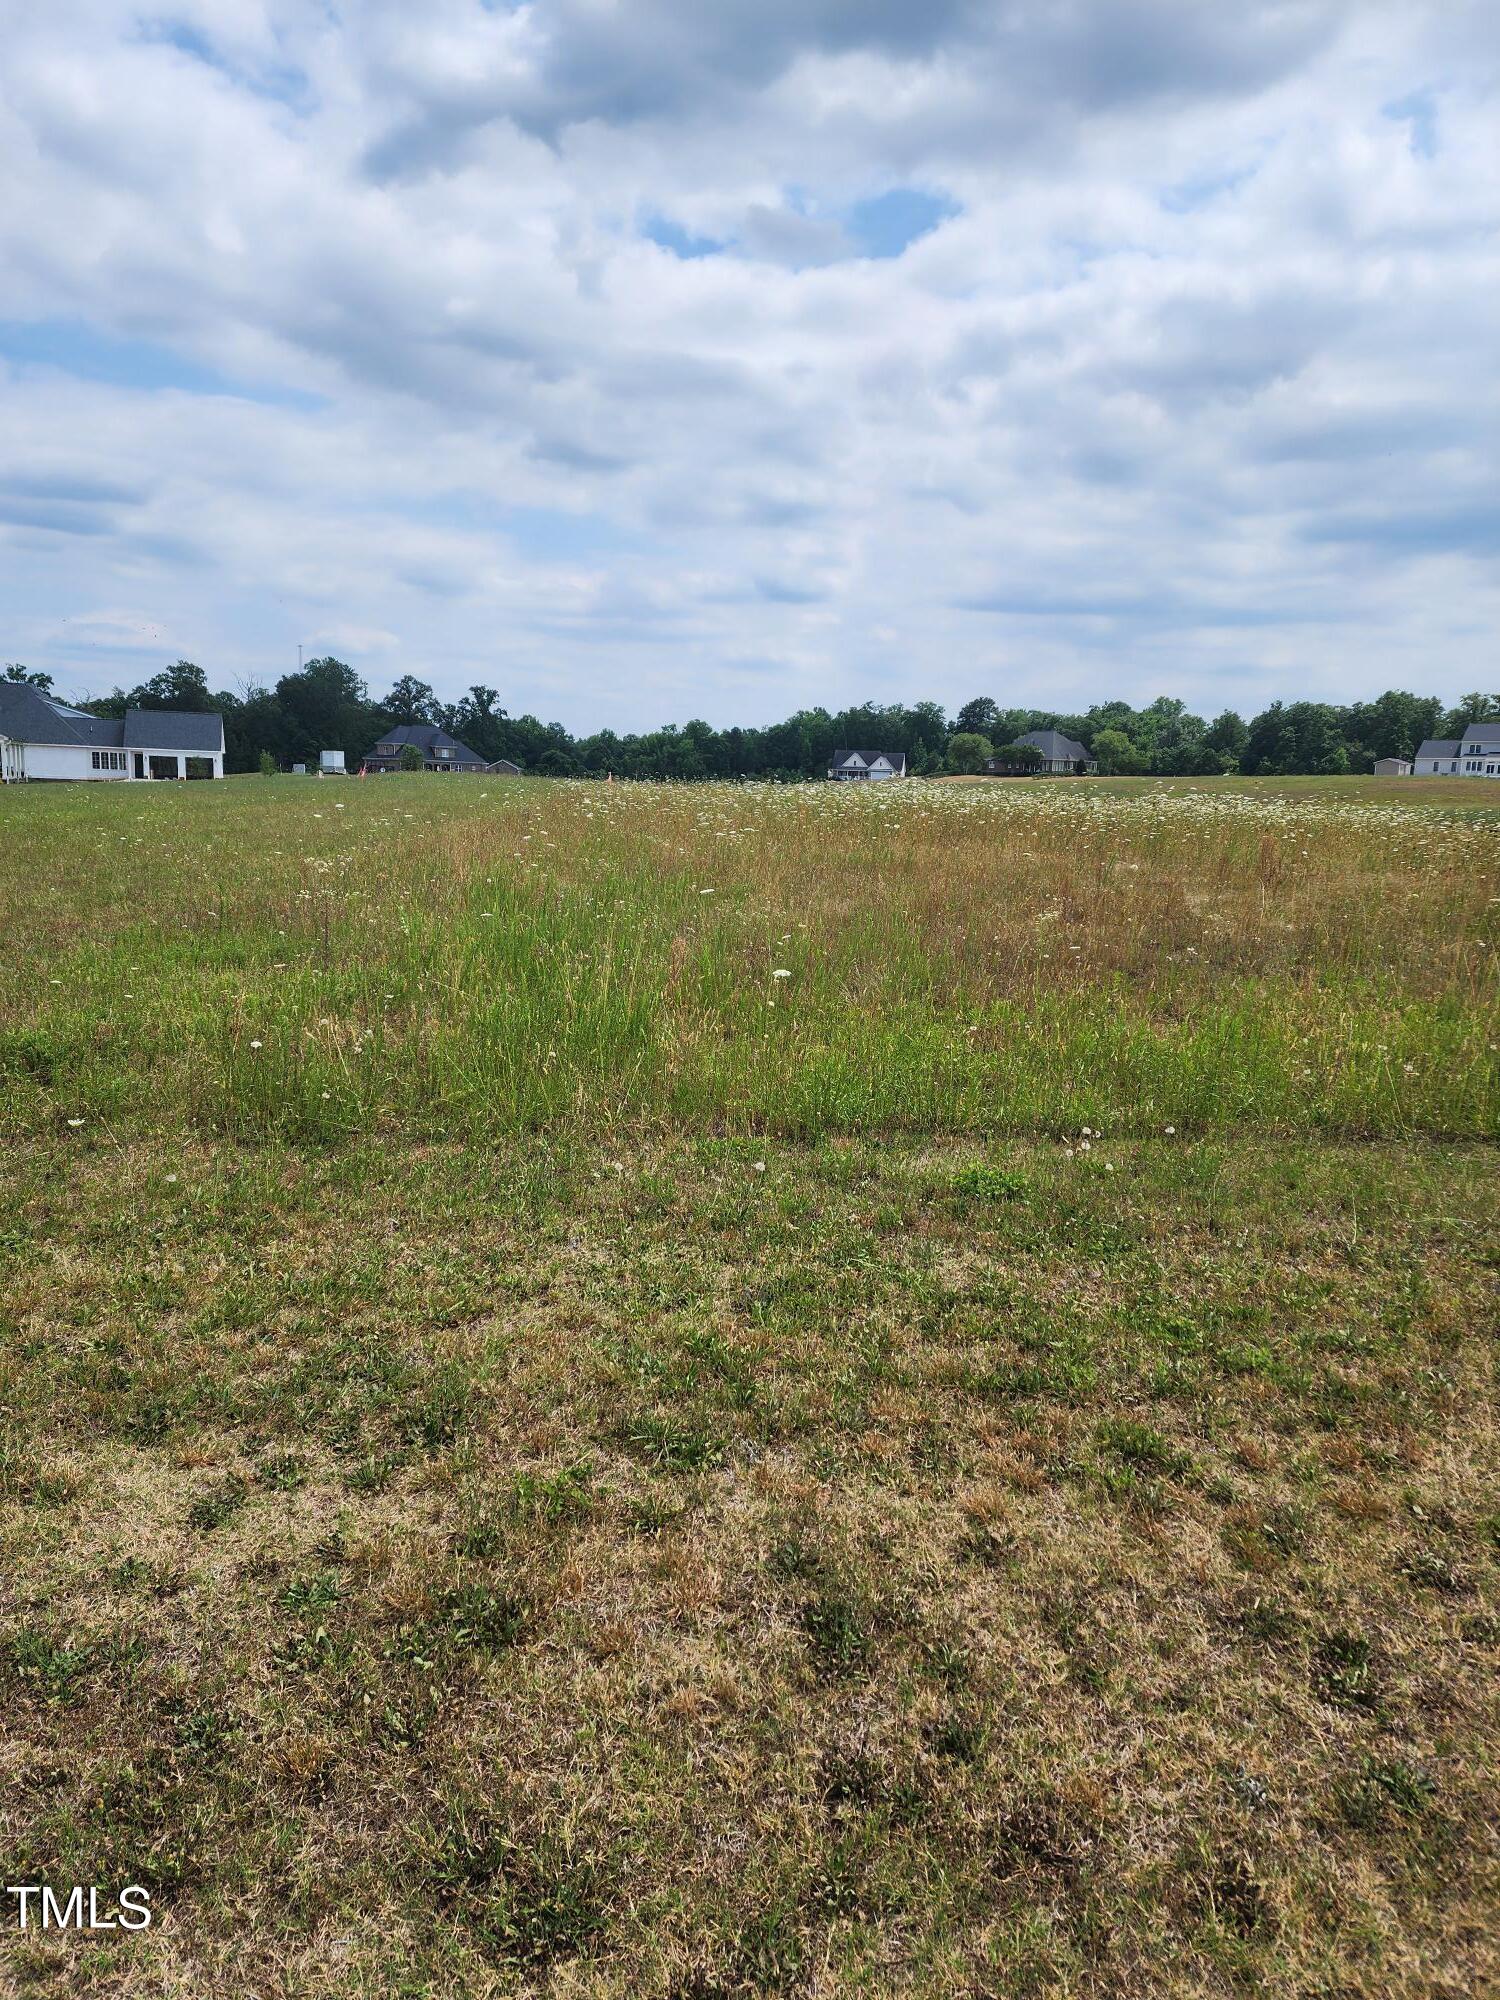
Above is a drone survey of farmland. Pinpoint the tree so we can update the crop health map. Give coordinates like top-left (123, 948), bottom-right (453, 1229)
top-left (954, 697), bottom-right (999, 738)
top-left (945, 732), bottom-right (993, 775)
top-left (1205, 709), bottom-right (1248, 769)
top-left (1440, 691), bottom-right (1500, 736)
top-left (4, 663), bottom-right (53, 689)
top-left (129, 659), bottom-right (216, 711)
top-left (1091, 728), bottom-right (1147, 776)
top-left (444, 686), bottom-right (508, 763)
top-left (384, 676), bottom-right (441, 726)
top-left (258, 749), bottom-right (277, 777)
top-left (275, 657), bottom-right (378, 767)
top-left (399, 744), bottom-right (424, 771)
top-left (991, 741), bottom-right (1044, 771)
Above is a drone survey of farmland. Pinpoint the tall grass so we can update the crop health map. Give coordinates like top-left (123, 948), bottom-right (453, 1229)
top-left (1, 774), bottom-right (1495, 1140)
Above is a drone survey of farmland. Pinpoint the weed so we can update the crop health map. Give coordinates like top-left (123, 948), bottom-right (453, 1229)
top-left (257, 1451), bottom-right (308, 1492)
top-left (279, 1572), bottom-right (343, 1614)
top-left (3, 1627), bottom-right (97, 1707)
top-left (1312, 1630), bottom-right (1380, 1711)
top-left (187, 1474), bottom-right (248, 1531)
top-left (1337, 1758), bottom-right (1437, 1829)
top-left (620, 1415), bottom-right (726, 1473)
top-left (800, 1591), bottom-right (869, 1673)
top-left (952, 1164), bottom-right (1031, 1202)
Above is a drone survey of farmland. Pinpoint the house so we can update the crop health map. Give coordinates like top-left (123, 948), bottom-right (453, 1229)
top-left (989, 729), bottom-right (1096, 776)
top-left (360, 723), bottom-right (487, 773)
top-left (0, 683), bottom-right (224, 782)
top-left (1373, 757), bottom-right (1412, 777)
top-left (1412, 739), bottom-right (1460, 775)
top-left (487, 760), bottom-right (522, 777)
top-left (827, 749), bottom-right (908, 781)
top-left (1412, 725), bottom-right (1500, 778)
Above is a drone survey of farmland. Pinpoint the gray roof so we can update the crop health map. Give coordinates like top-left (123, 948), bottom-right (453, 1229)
top-left (1, 682), bottom-right (105, 744)
top-left (0, 683), bottom-right (125, 746)
top-left (1413, 740), bottom-right (1460, 761)
top-left (1017, 729), bottom-right (1092, 763)
top-left (123, 706), bottom-right (224, 752)
top-left (829, 748), bottom-right (908, 771)
top-left (1459, 722), bottom-right (1500, 749)
top-left (367, 723), bottom-right (485, 762)
top-left (1, 683), bottom-right (222, 753)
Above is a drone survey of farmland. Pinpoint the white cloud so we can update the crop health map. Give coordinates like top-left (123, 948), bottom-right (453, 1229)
top-left (0, 0), bottom-right (1496, 724)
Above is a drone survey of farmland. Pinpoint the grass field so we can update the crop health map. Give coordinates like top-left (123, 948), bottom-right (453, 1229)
top-left (1, 774), bottom-right (1497, 1997)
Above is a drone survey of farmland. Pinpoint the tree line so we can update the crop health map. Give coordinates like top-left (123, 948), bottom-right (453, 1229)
top-left (6, 659), bottom-right (1496, 779)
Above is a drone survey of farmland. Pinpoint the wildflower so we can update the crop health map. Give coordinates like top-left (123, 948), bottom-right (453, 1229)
top-left (772, 968), bottom-right (791, 979)
top-left (249, 1039), bottom-right (264, 1050)
top-left (1164, 1125), bottom-right (1176, 1136)
top-left (165, 1174), bottom-right (178, 1184)
top-left (699, 888), bottom-right (715, 895)
top-left (753, 1160), bottom-right (766, 1172)
top-left (66, 1117), bottom-right (85, 1127)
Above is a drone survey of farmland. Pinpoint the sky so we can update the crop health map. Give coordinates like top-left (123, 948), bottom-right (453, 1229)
top-left (1, 1), bottom-right (1497, 731)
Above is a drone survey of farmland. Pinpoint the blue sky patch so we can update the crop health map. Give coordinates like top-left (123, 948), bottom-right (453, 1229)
top-left (134, 17), bottom-right (311, 109)
top-left (643, 214), bottom-right (729, 260)
top-left (1383, 89), bottom-right (1438, 159)
top-left (0, 319), bottom-right (322, 407)
top-left (844, 188), bottom-right (958, 258)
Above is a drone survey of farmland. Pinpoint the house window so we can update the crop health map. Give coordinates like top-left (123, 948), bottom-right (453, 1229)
top-left (91, 750), bottom-right (126, 772)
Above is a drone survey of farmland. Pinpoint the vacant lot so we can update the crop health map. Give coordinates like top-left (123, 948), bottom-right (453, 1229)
top-left (1, 776), bottom-right (1496, 1997)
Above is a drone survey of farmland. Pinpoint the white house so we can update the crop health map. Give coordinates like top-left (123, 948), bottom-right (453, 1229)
top-left (1411, 724), bottom-right (1500, 778)
top-left (828, 749), bottom-right (909, 781)
top-left (0, 683), bottom-right (224, 781)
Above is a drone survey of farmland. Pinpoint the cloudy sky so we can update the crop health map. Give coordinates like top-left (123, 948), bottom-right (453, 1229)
top-left (2, 2), bottom-right (1496, 729)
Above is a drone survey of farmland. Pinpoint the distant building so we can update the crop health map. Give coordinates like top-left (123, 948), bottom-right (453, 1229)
top-left (487, 760), bottom-right (522, 777)
top-left (320, 749), bottom-right (346, 774)
top-left (988, 730), bottom-right (1096, 776)
top-left (0, 683), bottom-right (224, 782)
top-left (361, 724), bottom-right (487, 773)
top-left (1373, 757), bottom-right (1412, 777)
top-left (1412, 725), bottom-right (1500, 777)
top-left (827, 749), bottom-right (908, 781)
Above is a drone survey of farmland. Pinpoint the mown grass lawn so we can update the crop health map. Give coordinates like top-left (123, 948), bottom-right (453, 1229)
top-left (1, 775), bottom-right (1496, 1997)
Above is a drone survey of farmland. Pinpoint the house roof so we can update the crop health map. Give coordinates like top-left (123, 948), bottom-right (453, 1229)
top-left (367, 723), bottom-right (485, 762)
top-left (1459, 723), bottom-right (1500, 748)
top-left (123, 707), bottom-right (224, 752)
top-left (1017, 729), bottom-right (1092, 763)
top-left (0, 683), bottom-right (223, 754)
top-left (830, 748), bottom-right (908, 771)
top-left (0, 682), bottom-right (116, 745)
top-left (1413, 740), bottom-right (1460, 761)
